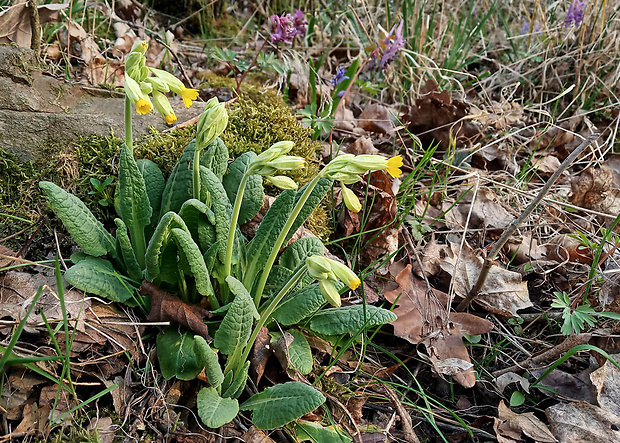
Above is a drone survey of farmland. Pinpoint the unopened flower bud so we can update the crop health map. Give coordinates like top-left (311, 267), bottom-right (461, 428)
top-left (196, 98), bottom-right (228, 151)
top-left (265, 175), bottom-right (298, 190)
top-left (341, 183), bottom-right (362, 213)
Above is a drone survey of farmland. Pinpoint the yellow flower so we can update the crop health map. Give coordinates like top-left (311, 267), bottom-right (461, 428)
top-left (341, 183), bottom-right (361, 213)
top-left (386, 155), bottom-right (403, 178)
top-left (136, 98), bottom-right (152, 115)
top-left (153, 90), bottom-right (176, 124)
top-left (306, 255), bottom-right (361, 306)
top-left (181, 87), bottom-right (199, 108)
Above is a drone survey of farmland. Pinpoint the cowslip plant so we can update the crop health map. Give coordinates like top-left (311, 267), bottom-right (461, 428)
top-left (40, 41), bottom-right (399, 432)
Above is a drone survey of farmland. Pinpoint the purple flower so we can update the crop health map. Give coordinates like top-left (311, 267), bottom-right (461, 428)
top-left (337, 90), bottom-right (346, 98)
top-left (292, 9), bottom-right (308, 37)
top-left (332, 66), bottom-right (349, 87)
top-left (379, 20), bottom-right (405, 69)
top-left (566, 0), bottom-right (586, 28)
top-left (269, 13), bottom-right (295, 44)
top-left (521, 20), bottom-right (540, 35)
top-left (269, 10), bottom-right (307, 44)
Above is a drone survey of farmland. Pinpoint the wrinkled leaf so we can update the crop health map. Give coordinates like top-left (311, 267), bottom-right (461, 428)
top-left (309, 305), bottom-right (396, 335)
top-left (156, 327), bottom-right (203, 380)
top-left (197, 387), bottom-right (239, 428)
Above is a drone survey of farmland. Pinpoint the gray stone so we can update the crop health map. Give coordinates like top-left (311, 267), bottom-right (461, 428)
top-left (0, 44), bottom-right (205, 161)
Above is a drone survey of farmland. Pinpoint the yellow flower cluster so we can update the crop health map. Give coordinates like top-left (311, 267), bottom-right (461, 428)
top-left (306, 255), bottom-right (361, 307)
top-left (123, 41), bottom-right (199, 124)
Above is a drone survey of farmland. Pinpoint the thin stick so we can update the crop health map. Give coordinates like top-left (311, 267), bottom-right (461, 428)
top-left (456, 133), bottom-right (600, 312)
top-left (492, 333), bottom-right (592, 378)
top-left (27, 0), bottom-right (41, 60)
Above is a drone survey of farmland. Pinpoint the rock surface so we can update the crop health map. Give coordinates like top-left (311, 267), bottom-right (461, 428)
top-left (0, 45), bottom-right (205, 161)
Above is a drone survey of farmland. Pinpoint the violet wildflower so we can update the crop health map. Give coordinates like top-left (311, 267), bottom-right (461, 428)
top-left (269, 10), bottom-right (307, 44)
top-left (521, 20), bottom-right (540, 35)
top-left (566, 0), bottom-right (586, 28)
top-left (292, 9), bottom-right (308, 37)
top-left (332, 66), bottom-right (349, 87)
top-left (379, 19), bottom-right (406, 69)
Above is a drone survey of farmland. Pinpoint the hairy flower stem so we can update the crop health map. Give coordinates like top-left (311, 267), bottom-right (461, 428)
top-left (224, 172), bottom-right (250, 277)
top-left (252, 175), bottom-right (321, 307)
top-left (192, 148), bottom-right (202, 200)
top-left (234, 265), bottom-right (307, 375)
top-left (124, 96), bottom-right (132, 149)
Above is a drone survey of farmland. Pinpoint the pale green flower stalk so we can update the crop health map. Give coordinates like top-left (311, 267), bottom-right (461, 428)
top-left (251, 153), bottom-right (403, 307)
top-left (224, 141), bottom-right (304, 277)
top-left (194, 98), bottom-right (228, 200)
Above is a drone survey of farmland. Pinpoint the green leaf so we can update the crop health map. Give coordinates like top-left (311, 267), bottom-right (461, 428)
top-left (222, 361), bottom-right (249, 399)
top-left (144, 212), bottom-right (187, 281)
top-left (510, 391), bottom-right (525, 407)
top-left (294, 420), bottom-right (352, 443)
top-left (171, 228), bottom-right (213, 298)
top-left (136, 158), bottom-right (165, 227)
top-left (159, 140), bottom-right (196, 218)
top-left (285, 330), bottom-right (313, 375)
top-left (64, 256), bottom-right (135, 303)
top-left (200, 166), bottom-right (234, 263)
top-left (118, 145), bottom-right (152, 255)
top-left (197, 387), bottom-right (239, 428)
top-left (264, 265), bottom-right (293, 298)
top-left (284, 178), bottom-right (332, 243)
top-left (225, 276), bottom-right (259, 320)
top-left (223, 152), bottom-right (264, 225)
top-left (271, 284), bottom-right (325, 326)
top-left (194, 336), bottom-right (224, 388)
top-left (114, 218), bottom-right (142, 281)
top-left (309, 305), bottom-right (397, 335)
top-left (213, 283), bottom-right (255, 356)
top-left (244, 190), bottom-right (295, 286)
top-left (280, 237), bottom-right (324, 271)
top-left (179, 199), bottom-right (216, 251)
top-left (39, 181), bottom-right (116, 258)
top-left (240, 382), bottom-right (325, 430)
top-left (200, 137), bottom-right (229, 181)
top-left (156, 327), bottom-right (203, 380)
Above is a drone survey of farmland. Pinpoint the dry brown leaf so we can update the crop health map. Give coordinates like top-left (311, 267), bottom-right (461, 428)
top-left (272, 331), bottom-right (297, 379)
top-left (250, 326), bottom-right (271, 384)
top-left (87, 417), bottom-right (115, 443)
top-left (590, 353), bottom-right (620, 412)
top-left (547, 234), bottom-right (593, 265)
top-left (0, 244), bottom-right (18, 269)
top-left (402, 79), bottom-right (482, 150)
top-left (0, 2), bottom-right (68, 47)
top-left (358, 103), bottom-right (394, 134)
top-left (347, 136), bottom-right (379, 155)
top-left (142, 281), bottom-right (213, 342)
top-left (530, 367), bottom-right (596, 402)
top-left (359, 171), bottom-right (400, 275)
top-left (0, 271), bottom-right (91, 333)
top-left (410, 238), bottom-right (448, 278)
top-left (546, 401), bottom-right (620, 442)
top-left (504, 233), bottom-right (547, 265)
top-left (439, 240), bottom-right (532, 317)
top-left (385, 265), bottom-right (493, 387)
top-left (495, 401), bottom-right (557, 443)
top-left (243, 426), bottom-right (276, 442)
top-left (532, 154), bottom-right (561, 177)
top-left (446, 187), bottom-right (514, 230)
top-left (570, 166), bottom-right (620, 218)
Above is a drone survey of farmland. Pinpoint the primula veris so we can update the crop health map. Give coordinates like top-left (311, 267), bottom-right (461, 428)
top-left (306, 256), bottom-right (361, 307)
top-left (124, 74), bottom-right (152, 115)
top-left (265, 175), bottom-right (298, 190)
top-left (196, 97), bottom-right (228, 151)
top-left (150, 67), bottom-right (200, 108)
top-left (321, 154), bottom-right (403, 182)
top-left (386, 155), bottom-right (403, 178)
top-left (152, 90), bottom-right (177, 125)
top-left (341, 183), bottom-right (362, 213)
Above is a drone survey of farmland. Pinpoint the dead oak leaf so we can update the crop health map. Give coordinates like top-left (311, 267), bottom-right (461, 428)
top-left (446, 187), bottom-right (515, 230)
top-left (495, 401), bottom-right (557, 443)
top-left (546, 401), bottom-right (620, 442)
top-left (440, 241), bottom-right (532, 317)
top-left (385, 265), bottom-right (493, 387)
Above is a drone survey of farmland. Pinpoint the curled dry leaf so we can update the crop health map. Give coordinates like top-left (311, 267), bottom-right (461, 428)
top-left (359, 171), bottom-right (400, 275)
top-left (385, 265), bottom-right (493, 387)
top-left (250, 326), bottom-right (271, 385)
top-left (547, 234), bottom-right (593, 265)
top-left (445, 187), bottom-right (515, 230)
top-left (570, 166), bottom-right (620, 220)
top-left (346, 136), bottom-right (379, 155)
top-left (495, 401), bottom-right (557, 443)
top-left (141, 281), bottom-right (213, 342)
top-left (243, 426), bottom-right (277, 443)
top-left (401, 79), bottom-right (482, 150)
top-left (504, 233), bottom-right (547, 265)
top-left (439, 240), bottom-right (532, 317)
